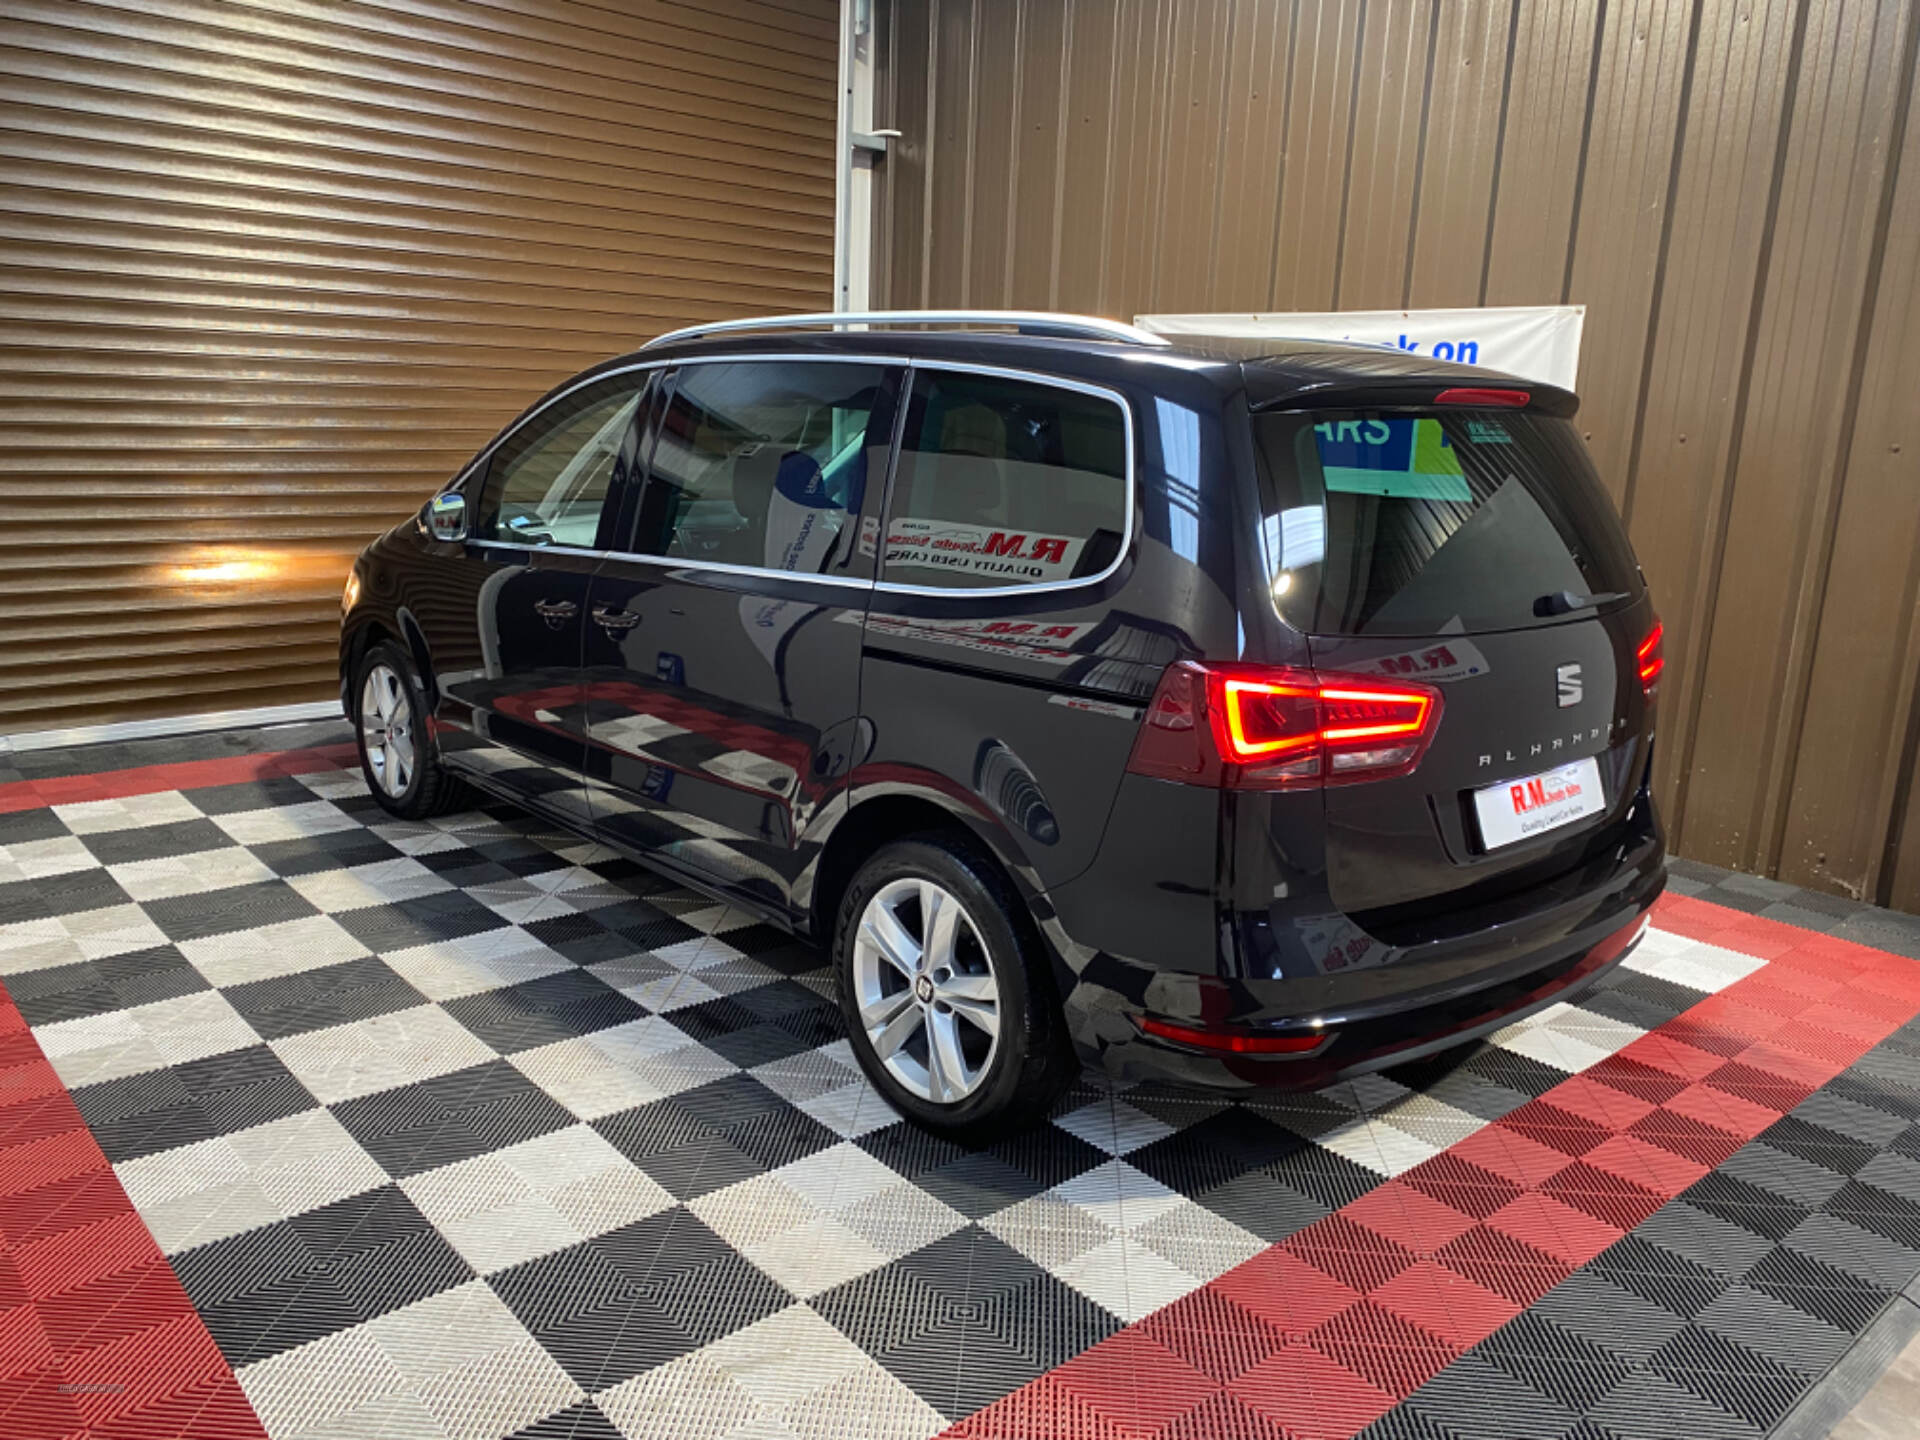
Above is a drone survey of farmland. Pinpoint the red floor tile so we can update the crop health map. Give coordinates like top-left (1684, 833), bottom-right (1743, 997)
top-left (1281, 1213), bottom-right (1420, 1295)
top-left (1484, 1190), bottom-right (1624, 1267)
top-left (0, 982), bottom-right (265, 1440)
top-left (1049, 1329), bottom-right (1220, 1435)
top-left (0, 745), bottom-right (355, 816)
top-left (1214, 1248), bottom-right (1366, 1340)
top-left (1342, 1180), bottom-right (1479, 1257)
top-left (1139, 1287), bottom-right (1292, 1387)
top-left (1447, 1123), bottom-right (1579, 1190)
top-left (1303, 1297), bottom-right (1455, 1398)
top-left (1230, 1342), bottom-right (1399, 1440)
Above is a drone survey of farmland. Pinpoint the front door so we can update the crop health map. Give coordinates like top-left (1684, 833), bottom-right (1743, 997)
top-left (433, 371), bottom-right (650, 822)
top-left (580, 358), bottom-right (900, 915)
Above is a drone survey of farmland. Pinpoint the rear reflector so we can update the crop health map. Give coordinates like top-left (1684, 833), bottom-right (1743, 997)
top-left (1127, 662), bottom-right (1442, 790)
top-left (1136, 1015), bottom-right (1332, 1055)
top-left (1433, 387), bottom-right (1530, 407)
top-left (1637, 619), bottom-right (1665, 693)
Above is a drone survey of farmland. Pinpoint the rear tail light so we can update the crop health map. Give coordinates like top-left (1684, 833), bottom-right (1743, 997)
top-left (1127, 662), bottom-right (1442, 789)
top-left (1637, 620), bottom-right (1665, 695)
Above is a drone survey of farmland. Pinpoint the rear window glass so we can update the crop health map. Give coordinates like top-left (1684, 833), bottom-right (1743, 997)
top-left (881, 370), bottom-right (1129, 589)
top-left (1252, 409), bottom-right (1643, 637)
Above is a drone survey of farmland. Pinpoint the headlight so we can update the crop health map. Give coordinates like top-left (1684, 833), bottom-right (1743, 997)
top-left (342, 568), bottom-right (362, 615)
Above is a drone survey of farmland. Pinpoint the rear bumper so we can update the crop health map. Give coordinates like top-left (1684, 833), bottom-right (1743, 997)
top-left (1058, 830), bottom-right (1665, 1090)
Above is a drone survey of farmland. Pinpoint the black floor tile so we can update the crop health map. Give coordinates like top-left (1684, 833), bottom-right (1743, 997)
top-left (332, 1059), bottom-right (575, 1179)
top-left (1475, 1310), bottom-right (1636, 1412)
top-left (586, 900), bottom-right (703, 953)
top-left (1645, 1322), bottom-right (1811, 1429)
top-left (70, 1068), bottom-right (221, 1163)
top-left (490, 1209), bottom-right (788, 1390)
top-left (441, 969), bottom-right (647, 1054)
top-left (181, 777), bottom-right (324, 816)
top-left (814, 1224), bottom-right (1121, 1417)
top-left (224, 955), bottom-right (427, 1039)
top-left (10, 867), bottom-right (128, 921)
top-left (141, 879), bottom-right (320, 942)
top-left (1743, 1244), bottom-right (1891, 1334)
top-left (76, 817), bottom-right (234, 866)
top-left (247, 829), bottom-right (406, 877)
top-left (5, 944), bottom-right (208, 1025)
top-left (668, 981), bottom-right (844, 1067)
top-left (594, 1074), bottom-right (838, 1201)
top-left (522, 911), bottom-right (647, 966)
top-left (506, 1401), bottom-right (624, 1440)
top-left (0, 807), bottom-right (76, 845)
top-left (175, 1185), bottom-right (471, 1365)
top-left (333, 890), bottom-right (512, 950)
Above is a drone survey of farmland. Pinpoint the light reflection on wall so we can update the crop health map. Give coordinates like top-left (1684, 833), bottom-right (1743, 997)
top-left (170, 557), bottom-right (278, 586)
top-left (156, 547), bottom-right (352, 596)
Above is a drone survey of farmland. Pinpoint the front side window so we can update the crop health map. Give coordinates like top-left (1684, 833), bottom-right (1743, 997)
top-left (474, 375), bottom-right (646, 547)
top-left (882, 370), bottom-right (1130, 590)
top-left (628, 361), bottom-right (892, 575)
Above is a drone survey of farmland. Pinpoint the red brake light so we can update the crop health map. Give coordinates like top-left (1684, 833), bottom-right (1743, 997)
top-left (1136, 1015), bottom-right (1332, 1055)
top-left (1637, 620), bottom-right (1665, 694)
top-left (1433, 387), bottom-right (1530, 407)
top-left (1128, 662), bottom-right (1442, 789)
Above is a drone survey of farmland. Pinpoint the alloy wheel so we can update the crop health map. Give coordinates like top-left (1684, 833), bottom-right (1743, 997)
top-left (360, 663), bottom-right (416, 797)
top-left (852, 877), bottom-right (1001, 1104)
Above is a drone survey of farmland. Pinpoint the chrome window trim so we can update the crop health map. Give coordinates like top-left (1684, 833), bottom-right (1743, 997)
top-left (448, 353), bottom-right (1138, 601)
top-left (465, 539), bottom-right (873, 591)
top-left (466, 541), bottom-right (608, 561)
top-left (448, 354), bottom-right (905, 502)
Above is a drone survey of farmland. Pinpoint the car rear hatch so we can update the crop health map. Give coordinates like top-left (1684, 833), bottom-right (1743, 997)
top-left (1247, 386), bottom-right (1662, 928)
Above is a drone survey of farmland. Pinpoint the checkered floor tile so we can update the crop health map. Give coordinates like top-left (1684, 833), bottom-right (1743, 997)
top-left (5, 741), bottom-right (1920, 1439)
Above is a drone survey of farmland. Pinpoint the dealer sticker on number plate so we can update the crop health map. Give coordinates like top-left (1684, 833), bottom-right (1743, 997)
top-left (1473, 756), bottom-right (1606, 850)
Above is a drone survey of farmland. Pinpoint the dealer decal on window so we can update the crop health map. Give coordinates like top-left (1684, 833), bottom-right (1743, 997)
top-left (884, 519), bottom-right (1086, 583)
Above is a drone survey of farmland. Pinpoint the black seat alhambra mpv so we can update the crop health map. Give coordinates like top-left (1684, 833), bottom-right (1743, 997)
top-left (340, 310), bottom-right (1665, 1138)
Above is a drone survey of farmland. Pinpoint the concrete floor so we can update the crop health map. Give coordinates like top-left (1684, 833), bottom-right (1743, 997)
top-left (1833, 1329), bottom-right (1920, 1438)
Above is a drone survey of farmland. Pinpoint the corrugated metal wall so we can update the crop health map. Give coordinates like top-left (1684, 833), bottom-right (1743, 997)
top-left (0, 0), bottom-right (838, 735)
top-left (872, 0), bottom-right (1920, 911)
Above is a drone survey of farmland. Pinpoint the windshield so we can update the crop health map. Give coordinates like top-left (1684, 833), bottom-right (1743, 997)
top-left (1252, 408), bottom-right (1644, 637)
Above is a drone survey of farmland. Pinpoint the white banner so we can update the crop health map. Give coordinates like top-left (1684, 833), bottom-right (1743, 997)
top-left (1135, 305), bottom-right (1585, 390)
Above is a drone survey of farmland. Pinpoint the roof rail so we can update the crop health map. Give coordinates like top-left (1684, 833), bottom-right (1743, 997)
top-left (642, 309), bottom-right (1173, 351)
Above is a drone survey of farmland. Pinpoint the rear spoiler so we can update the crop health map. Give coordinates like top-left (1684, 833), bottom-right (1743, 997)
top-left (1243, 367), bottom-right (1580, 419)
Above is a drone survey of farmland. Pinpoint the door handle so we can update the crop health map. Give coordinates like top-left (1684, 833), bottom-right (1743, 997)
top-left (533, 599), bottom-right (577, 619)
top-left (592, 606), bottom-right (641, 632)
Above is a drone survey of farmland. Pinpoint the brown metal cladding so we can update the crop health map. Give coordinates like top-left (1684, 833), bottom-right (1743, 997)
top-left (874, 0), bottom-right (1920, 908)
top-left (0, 0), bottom-right (838, 734)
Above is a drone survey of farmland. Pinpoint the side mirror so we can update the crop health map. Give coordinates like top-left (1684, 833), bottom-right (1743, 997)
top-left (427, 491), bottom-right (467, 542)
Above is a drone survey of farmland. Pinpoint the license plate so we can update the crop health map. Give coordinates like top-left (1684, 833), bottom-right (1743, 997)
top-left (1474, 756), bottom-right (1606, 850)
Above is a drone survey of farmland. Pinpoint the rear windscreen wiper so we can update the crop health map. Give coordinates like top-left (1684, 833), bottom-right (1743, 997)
top-left (1534, 589), bottom-right (1631, 617)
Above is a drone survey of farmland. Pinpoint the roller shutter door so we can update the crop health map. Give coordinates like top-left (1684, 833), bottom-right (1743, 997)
top-left (0, 0), bottom-right (838, 734)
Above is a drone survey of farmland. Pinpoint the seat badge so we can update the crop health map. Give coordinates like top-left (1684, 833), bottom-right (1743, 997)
top-left (1556, 663), bottom-right (1583, 708)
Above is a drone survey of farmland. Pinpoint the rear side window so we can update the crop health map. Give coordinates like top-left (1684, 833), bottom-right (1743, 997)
top-left (882, 370), bottom-right (1129, 590)
top-left (1252, 409), bottom-right (1644, 637)
top-left (476, 375), bottom-right (645, 547)
top-left (630, 360), bottom-right (891, 575)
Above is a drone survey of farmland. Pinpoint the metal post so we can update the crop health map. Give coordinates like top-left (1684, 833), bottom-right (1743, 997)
top-left (832, 0), bottom-right (856, 314)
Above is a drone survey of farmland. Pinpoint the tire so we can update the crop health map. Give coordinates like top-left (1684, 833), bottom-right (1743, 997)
top-left (352, 640), bottom-right (469, 820)
top-left (834, 834), bottom-right (1074, 1141)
